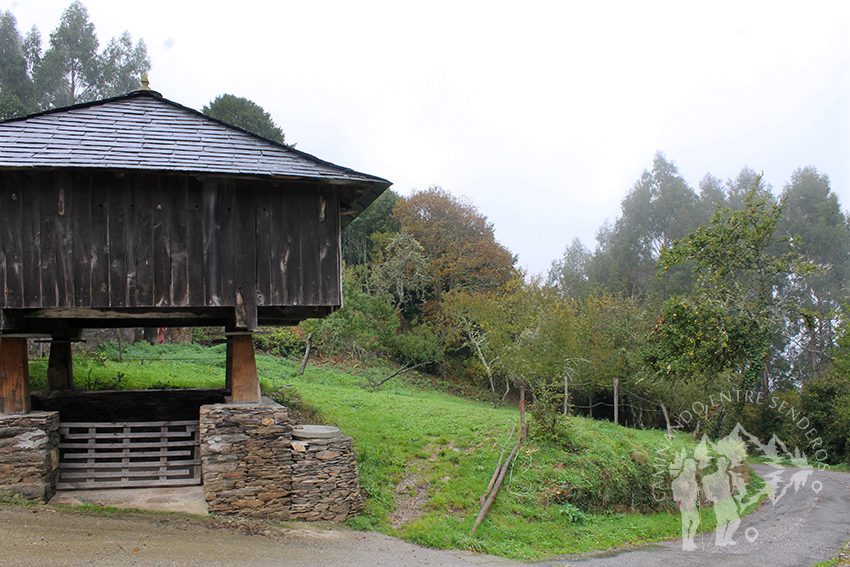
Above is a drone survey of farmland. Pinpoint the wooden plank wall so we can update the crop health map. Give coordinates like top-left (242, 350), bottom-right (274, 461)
top-left (0, 170), bottom-right (341, 327)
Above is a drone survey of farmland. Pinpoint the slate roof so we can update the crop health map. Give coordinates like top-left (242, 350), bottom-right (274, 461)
top-left (0, 89), bottom-right (390, 188)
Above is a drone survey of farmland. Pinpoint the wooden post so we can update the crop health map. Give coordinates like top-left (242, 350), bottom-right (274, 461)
top-left (0, 337), bottom-right (32, 414)
top-left (613, 376), bottom-right (619, 426)
top-left (47, 340), bottom-right (73, 391)
top-left (227, 334), bottom-right (260, 403)
top-left (225, 340), bottom-right (233, 391)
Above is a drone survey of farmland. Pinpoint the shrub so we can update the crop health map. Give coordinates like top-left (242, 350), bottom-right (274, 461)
top-left (253, 327), bottom-right (305, 358)
top-left (796, 372), bottom-right (850, 465)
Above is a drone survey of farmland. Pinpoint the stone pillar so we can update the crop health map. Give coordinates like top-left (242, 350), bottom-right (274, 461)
top-left (290, 427), bottom-right (364, 521)
top-left (200, 402), bottom-right (293, 519)
top-left (0, 337), bottom-right (31, 414)
top-left (0, 411), bottom-right (60, 501)
top-left (47, 340), bottom-right (73, 391)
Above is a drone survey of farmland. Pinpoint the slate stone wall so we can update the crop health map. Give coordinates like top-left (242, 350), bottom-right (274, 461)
top-left (200, 402), bottom-right (294, 519)
top-left (0, 412), bottom-right (59, 501)
top-left (200, 401), bottom-right (364, 521)
top-left (290, 435), bottom-right (364, 521)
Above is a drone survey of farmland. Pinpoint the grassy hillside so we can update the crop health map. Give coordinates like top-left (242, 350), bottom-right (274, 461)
top-left (30, 343), bottom-right (746, 561)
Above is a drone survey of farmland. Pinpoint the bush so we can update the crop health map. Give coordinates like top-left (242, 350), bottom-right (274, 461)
top-left (253, 327), bottom-right (305, 358)
top-left (796, 372), bottom-right (850, 466)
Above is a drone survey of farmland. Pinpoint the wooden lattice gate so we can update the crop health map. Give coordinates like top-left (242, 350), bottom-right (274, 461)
top-left (56, 421), bottom-right (201, 490)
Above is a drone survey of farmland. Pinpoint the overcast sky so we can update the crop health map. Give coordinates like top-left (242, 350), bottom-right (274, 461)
top-left (7, 1), bottom-right (849, 275)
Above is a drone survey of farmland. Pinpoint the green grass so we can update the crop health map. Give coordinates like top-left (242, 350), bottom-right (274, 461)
top-left (30, 342), bottom-right (761, 561)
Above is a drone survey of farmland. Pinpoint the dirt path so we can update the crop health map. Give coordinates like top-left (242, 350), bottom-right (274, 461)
top-left (0, 505), bottom-right (520, 567)
top-left (2, 465), bottom-right (848, 567)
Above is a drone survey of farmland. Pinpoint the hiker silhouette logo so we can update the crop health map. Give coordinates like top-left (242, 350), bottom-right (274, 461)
top-left (669, 424), bottom-right (820, 551)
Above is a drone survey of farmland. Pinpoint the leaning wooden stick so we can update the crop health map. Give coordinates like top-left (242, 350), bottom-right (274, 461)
top-left (471, 388), bottom-right (526, 536)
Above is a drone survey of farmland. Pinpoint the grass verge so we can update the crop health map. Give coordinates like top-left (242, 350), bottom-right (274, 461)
top-left (30, 342), bottom-right (761, 561)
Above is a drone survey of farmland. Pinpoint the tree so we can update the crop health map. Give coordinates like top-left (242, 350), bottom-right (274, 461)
top-left (35, 1), bottom-right (100, 107)
top-left (202, 94), bottom-right (285, 143)
top-left (0, 2), bottom-right (150, 115)
top-left (0, 11), bottom-right (37, 118)
top-left (443, 289), bottom-right (510, 408)
top-left (650, 185), bottom-right (805, 392)
top-left (589, 152), bottom-right (699, 298)
top-left (547, 237), bottom-right (592, 301)
top-left (342, 189), bottom-right (401, 265)
top-left (98, 30), bottom-right (151, 98)
top-left (777, 167), bottom-right (850, 380)
top-left (369, 229), bottom-right (430, 311)
top-left (394, 186), bottom-right (517, 298)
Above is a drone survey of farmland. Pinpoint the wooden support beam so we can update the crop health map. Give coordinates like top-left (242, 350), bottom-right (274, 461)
top-left (0, 337), bottom-right (31, 414)
top-left (47, 340), bottom-right (73, 391)
top-left (225, 340), bottom-right (233, 391)
top-left (227, 334), bottom-right (259, 403)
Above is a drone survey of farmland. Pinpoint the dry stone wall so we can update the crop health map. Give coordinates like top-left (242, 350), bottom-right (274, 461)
top-left (200, 403), bottom-right (364, 522)
top-left (290, 431), bottom-right (364, 521)
top-left (200, 402), bottom-right (294, 519)
top-left (0, 412), bottom-right (59, 501)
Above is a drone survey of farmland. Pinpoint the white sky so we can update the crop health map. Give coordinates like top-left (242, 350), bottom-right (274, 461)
top-left (6, 0), bottom-right (849, 275)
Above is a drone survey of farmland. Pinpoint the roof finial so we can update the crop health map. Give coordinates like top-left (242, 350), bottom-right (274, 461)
top-left (140, 74), bottom-right (150, 90)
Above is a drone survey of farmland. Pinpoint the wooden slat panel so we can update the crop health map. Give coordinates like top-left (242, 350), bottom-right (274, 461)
top-left (152, 176), bottom-right (171, 307)
top-left (187, 178), bottom-right (205, 306)
top-left (255, 185), bottom-right (272, 307)
top-left (300, 189), bottom-right (321, 305)
top-left (318, 189), bottom-right (342, 306)
top-left (37, 176), bottom-right (57, 307)
top-left (59, 460), bottom-right (200, 470)
top-left (56, 478), bottom-right (199, 490)
top-left (202, 179), bottom-right (222, 306)
top-left (60, 440), bottom-right (199, 449)
top-left (55, 172), bottom-right (74, 307)
top-left (122, 177), bottom-right (138, 307)
top-left (107, 175), bottom-right (127, 307)
top-left (70, 178), bottom-right (91, 307)
top-left (217, 179), bottom-right (236, 313)
top-left (2, 176), bottom-right (24, 307)
top-left (62, 449), bottom-right (194, 459)
top-left (57, 420), bottom-right (201, 490)
top-left (133, 175), bottom-right (154, 307)
top-left (269, 187), bottom-right (286, 305)
top-left (233, 182), bottom-right (257, 329)
top-left (282, 190), bottom-right (303, 305)
top-left (170, 176), bottom-right (190, 307)
top-left (21, 173), bottom-right (42, 307)
top-left (89, 173), bottom-right (110, 307)
top-left (60, 429), bottom-right (196, 439)
top-left (61, 420), bottom-right (199, 428)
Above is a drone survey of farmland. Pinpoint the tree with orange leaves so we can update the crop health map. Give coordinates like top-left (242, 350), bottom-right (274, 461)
top-left (393, 186), bottom-right (517, 298)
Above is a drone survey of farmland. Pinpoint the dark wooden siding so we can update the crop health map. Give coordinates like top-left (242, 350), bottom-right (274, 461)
top-left (0, 170), bottom-right (341, 328)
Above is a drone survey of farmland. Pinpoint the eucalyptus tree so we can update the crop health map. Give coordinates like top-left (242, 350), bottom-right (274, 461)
top-left (777, 167), bottom-right (850, 380)
top-left (0, 1), bottom-right (150, 114)
top-left (0, 11), bottom-right (37, 118)
top-left (590, 152), bottom-right (699, 298)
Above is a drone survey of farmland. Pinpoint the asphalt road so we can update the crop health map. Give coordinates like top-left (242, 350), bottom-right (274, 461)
top-left (533, 465), bottom-right (850, 567)
top-left (1, 465), bottom-right (848, 567)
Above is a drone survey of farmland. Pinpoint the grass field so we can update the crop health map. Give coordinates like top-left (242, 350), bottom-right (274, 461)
top-left (29, 342), bottom-right (761, 561)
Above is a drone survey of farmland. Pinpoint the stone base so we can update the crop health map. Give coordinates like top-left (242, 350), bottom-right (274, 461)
top-left (200, 401), bottom-right (364, 522)
top-left (0, 412), bottom-right (59, 501)
top-left (290, 435), bottom-right (364, 521)
top-left (200, 401), bottom-right (294, 519)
